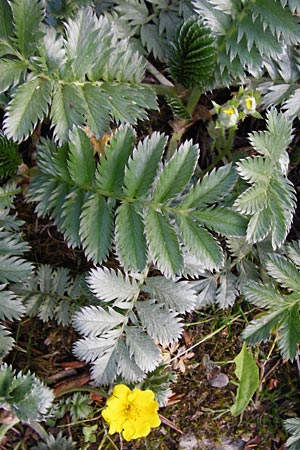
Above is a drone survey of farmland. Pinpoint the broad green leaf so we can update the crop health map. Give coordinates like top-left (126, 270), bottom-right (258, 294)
top-left (96, 125), bottom-right (135, 194)
top-left (145, 208), bottom-right (183, 278)
top-left (125, 326), bottom-right (161, 373)
top-left (10, 377), bottom-right (33, 404)
top-left (178, 215), bottom-right (223, 271)
top-left (0, 363), bottom-right (14, 397)
top-left (0, 59), bottom-right (27, 93)
top-left (124, 132), bottom-right (167, 198)
top-left (4, 77), bottom-right (52, 142)
top-left (50, 82), bottom-right (85, 144)
top-left (153, 140), bottom-right (199, 204)
top-left (230, 343), bottom-right (259, 416)
top-left (265, 254), bottom-right (300, 292)
top-left (115, 202), bottom-right (147, 272)
top-left (79, 193), bottom-right (114, 263)
top-left (80, 84), bottom-right (110, 138)
top-left (10, 0), bottom-right (44, 57)
top-left (278, 304), bottom-right (300, 361)
top-left (180, 163), bottom-right (237, 209)
top-left (67, 127), bottom-right (95, 186)
top-left (192, 207), bottom-right (247, 237)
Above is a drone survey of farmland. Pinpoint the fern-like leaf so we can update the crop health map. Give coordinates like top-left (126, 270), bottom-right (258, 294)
top-left (168, 16), bottom-right (216, 88)
top-left (87, 266), bottom-right (139, 308)
top-left (67, 128), bottom-right (95, 186)
top-left (145, 209), bottom-right (183, 278)
top-left (79, 193), bottom-right (114, 263)
top-left (50, 82), bottom-right (86, 144)
top-left (144, 276), bottom-right (197, 313)
top-left (4, 77), bottom-right (52, 142)
top-left (115, 203), bottom-right (147, 271)
top-left (125, 326), bottom-right (162, 372)
top-left (124, 132), bottom-right (167, 198)
top-left (180, 163), bottom-right (237, 209)
top-left (264, 254), bottom-right (300, 292)
top-left (0, 59), bottom-right (27, 93)
top-left (10, 0), bottom-right (44, 58)
top-left (153, 140), bottom-right (199, 204)
top-left (0, 135), bottom-right (21, 178)
top-left (96, 126), bottom-right (135, 195)
top-left (64, 7), bottom-right (102, 80)
top-left (178, 215), bottom-right (224, 271)
top-left (136, 300), bottom-right (183, 345)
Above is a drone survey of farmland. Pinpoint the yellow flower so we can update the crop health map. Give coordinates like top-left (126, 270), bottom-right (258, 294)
top-left (241, 95), bottom-right (257, 113)
top-left (101, 384), bottom-right (161, 441)
top-left (218, 105), bottom-right (239, 128)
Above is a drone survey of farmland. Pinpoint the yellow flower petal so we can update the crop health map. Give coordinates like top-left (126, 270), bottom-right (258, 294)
top-left (112, 384), bottom-right (131, 399)
top-left (101, 384), bottom-right (161, 441)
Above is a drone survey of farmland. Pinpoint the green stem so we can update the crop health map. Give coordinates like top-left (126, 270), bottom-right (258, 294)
top-left (185, 86), bottom-right (202, 116)
top-left (165, 86), bottom-right (202, 160)
top-left (142, 83), bottom-right (178, 98)
top-left (146, 62), bottom-right (174, 87)
top-left (0, 416), bottom-right (20, 441)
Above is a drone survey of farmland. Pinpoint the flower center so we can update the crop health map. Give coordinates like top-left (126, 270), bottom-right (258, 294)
top-left (124, 402), bottom-right (141, 420)
top-left (223, 106), bottom-right (236, 116)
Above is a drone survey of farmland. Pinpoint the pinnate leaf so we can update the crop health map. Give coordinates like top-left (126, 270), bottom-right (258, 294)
top-left (145, 208), bottom-right (183, 278)
top-left (115, 203), bottom-right (147, 272)
top-left (4, 78), bottom-right (52, 142)
top-left (153, 140), bottom-right (199, 204)
top-left (124, 132), bottom-right (167, 198)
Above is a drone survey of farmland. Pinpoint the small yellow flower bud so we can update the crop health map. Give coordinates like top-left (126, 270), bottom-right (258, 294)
top-left (218, 105), bottom-right (239, 128)
top-left (241, 95), bottom-right (257, 113)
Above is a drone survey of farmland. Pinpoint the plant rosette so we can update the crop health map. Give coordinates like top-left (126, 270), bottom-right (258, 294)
top-left (101, 384), bottom-right (161, 441)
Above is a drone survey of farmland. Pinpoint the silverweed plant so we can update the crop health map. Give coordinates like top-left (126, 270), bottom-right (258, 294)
top-left (0, 0), bottom-right (300, 447)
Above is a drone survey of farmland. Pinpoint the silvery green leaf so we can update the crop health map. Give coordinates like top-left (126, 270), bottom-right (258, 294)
top-left (87, 267), bottom-right (139, 307)
top-left (144, 276), bottom-right (197, 313)
top-left (73, 306), bottom-right (125, 338)
top-left (125, 326), bottom-right (161, 372)
top-left (117, 340), bottom-right (145, 382)
top-left (136, 300), bottom-right (183, 345)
